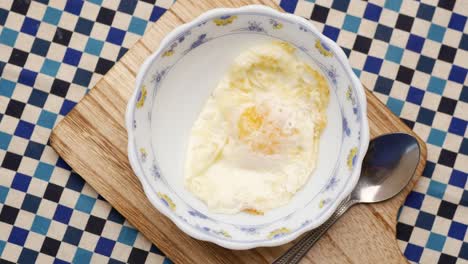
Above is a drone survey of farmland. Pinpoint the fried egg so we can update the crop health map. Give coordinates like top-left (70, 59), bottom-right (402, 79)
top-left (184, 41), bottom-right (330, 214)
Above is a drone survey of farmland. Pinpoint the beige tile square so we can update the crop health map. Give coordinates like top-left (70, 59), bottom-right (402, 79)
top-left (9, 135), bottom-right (28, 154)
top-left (443, 237), bottom-right (462, 256)
top-left (2, 243), bottom-right (22, 263)
top-left (133, 233), bottom-right (152, 251)
top-left (112, 12), bottom-right (132, 31)
top-left (21, 104), bottom-right (41, 124)
top-left (399, 206), bottom-right (419, 225)
top-left (111, 242), bottom-right (132, 262)
top-left (443, 133), bottom-right (462, 153)
top-left (27, 177), bottom-right (48, 198)
top-left (101, 221), bottom-right (121, 241)
top-left (59, 188), bottom-right (80, 209)
top-left (91, 253), bottom-right (109, 263)
top-left (30, 126), bottom-right (51, 145)
top-left (432, 112), bottom-right (451, 131)
top-left (432, 60), bottom-right (452, 80)
top-left (15, 210), bottom-right (35, 230)
top-left (57, 242), bottom-right (77, 262)
top-left (293, 0), bottom-right (314, 19)
top-left (81, 1), bottom-right (100, 21)
top-left (5, 12), bottom-right (25, 31)
top-left (90, 199), bottom-right (111, 219)
top-left (36, 22), bottom-right (56, 41)
top-left (421, 194), bottom-right (441, 213)
top-left (443, 185), bottom-right (464, 205)
top-left (15, 34), bottom-right (35, 53)
top-left (454, 154), bottom-right (468, 173)
top-left (36, 254), bottom-right (55, 263)
top-left (0, 115), bottom-right (19, 134)
top-left (419, 248), bottom-right (442, 264)
top-left (432, 163), bottom-right (451, 184)
top-left (79, 232), bottom-right (99, 251)
top-left (5, 189), bottom-right (25, 208)
top-left (48, 221), bottom-right (67, 241)
top-left (24, 231), bottom-right (45, 251)
top-left (37, 199), bottom-right (58, 219)
top-left (0, 222), bottom-right (13, 241)
top-left (27, 1), bottom-right (47, 20)
top-left (46, 43), bottom-right (67, 62)
top-left (409, 227), bottom-right (430, 246)
top-left (58, 12), bottom-right (79, 31)
top-left (40, 146), bottom-right (58, 164)
top-left (432, 8), bottom-right (451, 27)
top-left (433, 217), bottom-right (451, 235)
top-left (346, 0), bottom-right (366, 17)
top-left (69, 210), bottom-right (89, 230)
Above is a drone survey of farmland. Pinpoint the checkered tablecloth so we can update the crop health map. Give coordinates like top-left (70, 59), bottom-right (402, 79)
top-left (0, 0), bottom-right (466, 263)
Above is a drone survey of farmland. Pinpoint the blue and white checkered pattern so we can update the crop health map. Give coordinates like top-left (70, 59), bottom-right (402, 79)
top-left (0, 0), bottom-right (466, 263)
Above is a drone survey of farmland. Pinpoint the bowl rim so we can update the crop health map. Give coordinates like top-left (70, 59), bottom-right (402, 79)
top-left (126, 5), bottom-right (370, 250)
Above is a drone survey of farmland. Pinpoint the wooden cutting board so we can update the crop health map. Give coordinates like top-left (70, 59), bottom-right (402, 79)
top-left (50, 0), bottom-right (427, 263)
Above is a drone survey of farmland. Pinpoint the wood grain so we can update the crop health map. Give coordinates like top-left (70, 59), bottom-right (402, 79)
top-left (50, 0), bottom-right (427, 263)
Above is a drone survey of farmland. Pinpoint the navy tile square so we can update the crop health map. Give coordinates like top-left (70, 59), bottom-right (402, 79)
top-left (0, 8), bottom-right (8, 26)
top-left (310, 5), bottom-right (329, 23)
top-left (375, 76), bottom-right (394, 95)
top-left (396, 14), bottom-right (414, 32)
top-left (25, 140), bottom-right (45, 159)
top-left (5, 99), bottom-right (25, 118)
top-left (415, 211), bottom-right (435, 230)
top-left (448, 117), bottom-right (467, 136)
top-left (72, 68), bottom-right (93, 86)
top-left (460, 243), bottom-right (468, 260)
top-left (56, 157), bottom-right (72, 170)
top-left (128, 248), bottom-right (149, 264)
top-left (21, 194), bottom-right (41, 214)
top-left (439, 254), bottom-right (457, 264)
top-left (63, 48), bottom-right (82, 66)
top-left (106, 27), bottom-right (126, 45)
top-left (150, 6), bottom-right (166, 22)
top-left (405, 191), bottom-right (425, 209)
top-left (363, 56), bottom-right (383, 74)
top-left (2, 151), bottom-right (22, 171)
top-left (448, 221), bottom-right (467, 240)
top-left (461, 86), bottom-right (468, 103)
top-left (448, 65), bottom-right (467, 84)
top-left (117, 47), bottom-right (128, 60)
top-left (96, 8), bottom-right (116, 25)
top-left (438, 97), bottom-right (457, 115)
top-left (95, 237), bottom-right (116, 256)
top-left (59, 99), bottom-right (76, 116)
top-left (460, 138), bottom-right (468, 155)
top-left (331, 0), bottom-right (350, 12)
top-left (51, 78), bottom-right (70, 98)
top-left (85, 215), bottom-right (106, 235)
top-left (323, 25), bottom-right (340, 41)
top-left (406, 34), bottom-right (425, 53)
top-left (11, 0), bottom-right (31, 15)
top-left (20, 17), bottom-right (41, 36)
top-left (95, 58), bottom-right (114, 75)
top-left (279, 0), bottom-right (298, 13)
top-left (53, 205), bottom-right (73, 224)
top-left (18, 248), bottom-right (38, 263)
top-left (52, 27), bottom-right (73, 46)
top-left (65, 172), bottom-right (85, 192)
top-left (8, 48), bottom-right (29, 67)
top-left (423, 161), bottom-right (436, 178)
top-left (118, 0), bottom-right (138, 14)
top-left (109, 259), bottom-right (126, 264)
top-left (75, 17), bottom-right (94, 36)
top-left (416, 3), bottom-right (435, 21)
top-left (404, 243), bottom-right (423, 262)
top-left (8, 227), bottom-right (29, 246)
top-left (28, 89), bottom-right (48, 108)
top-left (416, 55), bottom-right (435, 74)
top-left (437, 200), bottom-right (457, 219)
top-left (462, 191), bottom-right (468, 206)
top-left (18, 69), bottom-right (38, 86)
top-left (64, 0), bottom-right (83, 15)
top-left (54, 258), bottom-right (69, 264)
top-left (43, 183), bottom-right (64, 203)
top-left (460, 34), bottom-right (468, 51)
top-left (438, 148), bottom-right (457, 167)
top-left (31, 38), bottom-right (51, 56)
top-left (407, 86), bottom-right (425, 105)
top-left (417, 107), bottom-right (435, 125)
top-left (353, 35), bottom-right (372, 54)
top-left (40, 237), bottom-right (61, 256)
top-left (11, 173), bottom-right (32, 192)
top-left (396, 222), bottom-right (414, 241)
top-left (15, 120), bottom-right (35, 139)
top-left (438, 44), bottom-right (457, 63)
top-left (107, 208), bottom-right (125, 224)
top-left (374, 24), bottom-right (392, 42)
top-left (63, 226), bottom-right (83, 246)
top-left (0, 205), bottom-right (19, 225)
top-left (448, 170), bottom-right (467, 188)
top-left (438, 0), bottom-right (455, 11)
top-left (363, 3), bottom-right (382, 21)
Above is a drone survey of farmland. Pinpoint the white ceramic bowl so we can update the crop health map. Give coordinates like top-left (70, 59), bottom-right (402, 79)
top-left (126, 5), bottom-right (369, 250)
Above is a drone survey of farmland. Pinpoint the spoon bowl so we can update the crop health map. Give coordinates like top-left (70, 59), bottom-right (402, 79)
top-left (352, 132), bottom-right (420, 203)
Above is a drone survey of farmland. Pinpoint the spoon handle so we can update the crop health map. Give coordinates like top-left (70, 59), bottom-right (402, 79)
top-left (273, 196), bottom-right (356, 264)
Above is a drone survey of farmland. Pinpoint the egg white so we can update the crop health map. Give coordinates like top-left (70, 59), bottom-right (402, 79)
top-left (184, 41), bottom-right (330, 214)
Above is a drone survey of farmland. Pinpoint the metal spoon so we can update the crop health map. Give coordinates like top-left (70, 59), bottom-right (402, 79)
top-left (274, 132), bottom-right (420, 264)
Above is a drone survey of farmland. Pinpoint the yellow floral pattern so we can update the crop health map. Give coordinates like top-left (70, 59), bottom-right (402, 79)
top-left (136, 85), bottom-right (147, 108)
top-left (268, 227), bottom-right (290, 239)
top-left (157, 192), bottom-right (176, 211)
top-left (315, 39), bottom-right (333, 57)
top-left (213, 15), bottom-right (237, 26)
top-left (347, 147), bottom-right (358, 170)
